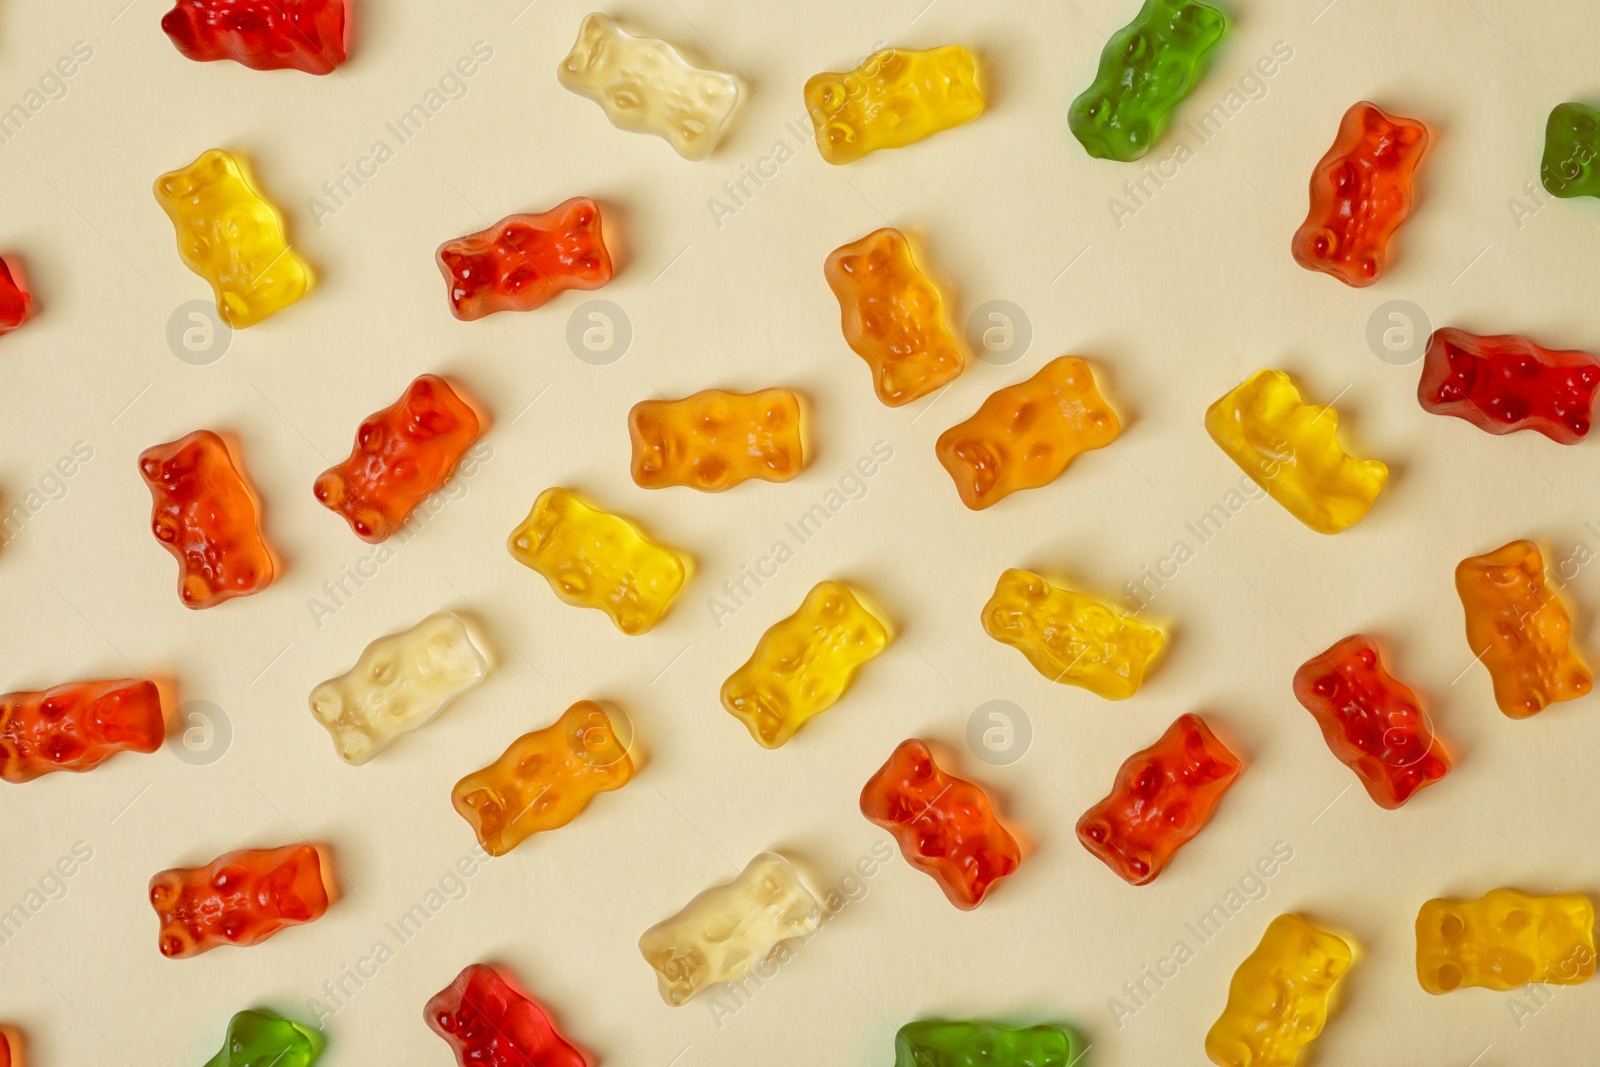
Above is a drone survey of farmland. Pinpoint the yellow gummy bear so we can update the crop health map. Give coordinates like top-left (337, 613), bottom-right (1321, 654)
top-left (981, 568), bottom-right (1163, 699)
top-left (1205, 369), bottom-right (1388, 534)
top-left (1416, 888), bottom-right (1596, 994)
top-left (721, 580), bottom-right (890, 748)
top-left (507, 487), bottom-right (688, 635)
top-left (153, 148), bottom-right (311, 328)
top-left (1206, 914), bottom-right (1354, 1067)
top-left (804, 46), bottom-right (985, 165)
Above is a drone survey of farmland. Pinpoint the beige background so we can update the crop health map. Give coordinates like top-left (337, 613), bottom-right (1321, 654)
top-left (1, 0), bottom-right (1598, 1064)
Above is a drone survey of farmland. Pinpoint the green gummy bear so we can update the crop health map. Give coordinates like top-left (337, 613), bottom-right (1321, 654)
top-left (893, 1020), bottom-right (1080, 1067)
top-left (1068, 0), bottom-right (1228, 161)
top-left (1541, 102), bottom-right (1600, 199)
top-left (203, 1010), bottom-right (323, 1067)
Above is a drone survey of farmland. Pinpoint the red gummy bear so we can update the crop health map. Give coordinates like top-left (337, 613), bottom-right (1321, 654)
top-left (138, 430), bottom-right (274, 610)
top-left (0, 1027), bottom-right (13, 1067)
top-left (1, 680), bottom-right (165, 784)
top-left (1077, 713), bottom-right (1240, 886)
top-left (426, 963), bottom-right (589, 1067)
top-left (860, 739), bottom-right (1021, 910)
top-left (1292, 101), bottom-right (1428, 288)
top-left (436, 197), bottom-right (612, 321)
top-left (0, 258), bottom-right (31, 335)
top-left (1418, 328), bottom-right (1600, 445)
top-left (314, 374), bottom-right (482, 543)
top-left (1293, 634), bottom-right (1450, 809)
top-left (148, 844), bottom-right (331, 959)
top-left (160, 0), bottom-right (349, 75)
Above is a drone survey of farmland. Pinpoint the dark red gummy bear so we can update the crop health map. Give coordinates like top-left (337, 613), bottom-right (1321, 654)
top-left (0, 258), bottom-right (31, 335)
top-left (1418, 328), bottom-right (1600, 445)
top-left (1291, 101), bottom-right (1428, 288)
top-left (1, 680), bottom-right (164, 784)
top-left (1076, 713), bottom-right (1240, 886)
top-left (435, 197), bottom-right (612, 321)
top-left (1293, 634), bottom-right (1450, 809)
top-left (161, 0), bottom-right (348, 74)
top-left (314, 374), bottom-right (481, 543)
top-left (426, 963), bottom-right (589, 1067)
top-left (139, 430), bottom-right (275, 610)
top-left (860, 738), bottom-right (1021, 910)
top-left (148, 844), bottom-right (331, 959)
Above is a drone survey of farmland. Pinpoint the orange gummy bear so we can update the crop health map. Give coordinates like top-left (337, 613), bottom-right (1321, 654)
top-left (629, 388), bottom-right (804, 491)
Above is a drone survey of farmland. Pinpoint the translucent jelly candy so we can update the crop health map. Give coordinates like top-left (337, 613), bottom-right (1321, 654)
top-left (436, 198), bottom-right (611, 320)
top-left (149, 844), bottom-right (331, 959)
top-left (309, 611), bottom-right (488, 764)
top-left (507, 487), bottom-right (688, 635)
top-left (203, 1010), bottom-right (324, 1067)
top-left (1291, 101), bottom-right (1428, 288)
top-left (721, 580), bottom-right (890, 748)
top-left (629, 387), bottom-right (805, 491)
top-left (804, 46), bottom-right (985, 165)
top-left (558, 12), bottom-right (741, 161)
top-left (1542, 102), bottom-right (1600, 199)
top-left (1455, 540), bottom-right (1592, 718)
top-left (1, 680), bottom-right (164, 784)
top-left (1206, 914), bottom-right (1354, 1067)
top-left (314, 374), bottom-right (482, 542)
top-left (0, 1029), bottom-right (11, 1067)
top-left (861, 739), bottom-right (1021, 909)
top-left (0, 257), bottom-right (30, 335)
top-left (451, 700), bottom-right (634, 857)
top-left (139, 429), bottom-right (275, 609)
top-left (1418, 328), bottom-right (1600, 444)
top-left (936, 356), bottom-right (1120, 510)
top-left (639, 852), bottom-right (822, 1006)
top-left (894, 1021), bottom-right (1080, 1067)
top-left (1077, 713), bottom-right (1240, 885)
top-left (981, 568), bottom-right (1163, 699)
top-left (154, 148), bottom-right (310, 328)
top-left (1416, 888), bottom-right (1596, 994)
top-left (1068, 0), bottom-right (1228, 161)
top-left (825, 228), bottom-right (964, 406)
top-left (162, 0), bottom-right (348, 75)
top-left (1293, 635), bottom-right (1450, 808)
top-left (426, 963), bottom-right (589, 1067)
top-left (1205, 369), bottom-right (1388, 534)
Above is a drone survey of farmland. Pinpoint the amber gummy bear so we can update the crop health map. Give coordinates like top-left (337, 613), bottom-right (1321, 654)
top-left (629, 388), bottom-right (804, 491)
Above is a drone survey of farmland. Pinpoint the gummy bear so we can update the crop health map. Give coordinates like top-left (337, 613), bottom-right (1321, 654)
top-left (0, 1029), bottom-right (12, 1067)
top-left (629, 387), bottom-right (804, 491)
top-left (1205, 914), bottom-right (1354, 1067)
top-left (936, 356), bottom-right (1121, 510)
top-left (309, 611), bottom-right (488, 764)
top-left (861, 739), bottom-right (1021, 910)
top-left (426, 963), bottom-right (589, 1067)
top-left (721, 580), bottom-right (890, 748)
top-left (203, 1010), bottom-right (324, 1067)
top-left (507, 487), bottom-right (688, 635)
top-left (1417, 328), bottom-right (1600, 445)
top-left (1455, 540), bottom-right (1592, 718)
top-left (893, 1021), bottom-right (1080, 1067)
top-left (149, 844), bottom-right (331, 959)
top-left (804, 46), bottom-right (985, 165)
top-left (1067, 0), bottom-right (1228, 162)
top-left (314, 374), bottom-right (482, 542)
top-left (154, 148), bottom-right (310, 328)
top-left (0, 257), bottom-right (30, 335)
top-left (981, 568), bottom-right (1163, 699)
top-left (1077, 713), bottom-right (1240, 885)
top-left (825, 228), bottom-right (964, 406)
top-left (138, 430), bottom-right (275, 609)
top-left (1541, 102), bottom-right (1600, 199)
top-left (1, 679), bottom-right (165, 784)
top-left (452, 700), bottom-right (634, 857)
top-left (162, 0), bottom-right (348, 75)
top-left (558, 12), bottom-right (742, 161)
top-left (639, 852), bottom-right (822, 1006)
top-left (1293, 635), bottom-right (1450, 809)
top-left (436, 198), bottom-right (611, 321)
top-left (1205, 369), bottom-right (1388, 534)
top-left (1415, 888), bottom-right (1596, 994)
top-left (1291, 101), bottom-right (1428, 288)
